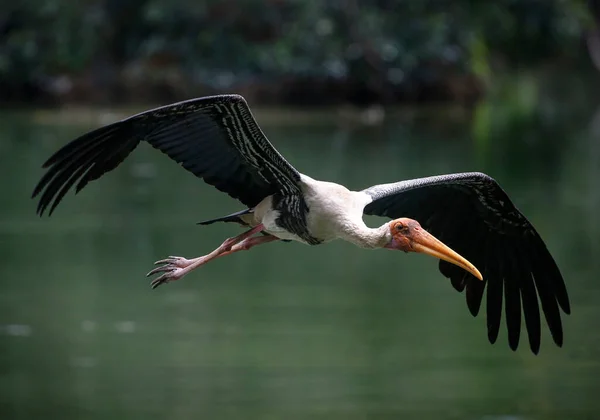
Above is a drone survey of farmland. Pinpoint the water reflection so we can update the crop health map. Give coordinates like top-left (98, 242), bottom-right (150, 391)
top-left (1, 99), bottom-right (599, 418)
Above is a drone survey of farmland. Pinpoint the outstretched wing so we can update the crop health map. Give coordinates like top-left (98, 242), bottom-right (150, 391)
top-left (33, 94), bottom-right (301, 215)
top-left (362, 172), bottom-right (570, 354)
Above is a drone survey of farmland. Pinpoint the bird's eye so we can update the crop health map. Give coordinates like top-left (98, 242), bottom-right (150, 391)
top-left (396, 223), bottom-right (404, 231)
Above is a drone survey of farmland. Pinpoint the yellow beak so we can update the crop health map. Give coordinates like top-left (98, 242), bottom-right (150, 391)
top-left (411, 229), bottom-right (483, 281)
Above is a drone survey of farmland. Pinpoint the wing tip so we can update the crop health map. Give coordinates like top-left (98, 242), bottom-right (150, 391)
top-left (552, 331), bottom-right (564, 348)
top-left (508, 334), bottom-right (520, 351)
top-left (36, 203), bottom-right (47, 217)
top-left (557, 290), bottom-right (571, 315)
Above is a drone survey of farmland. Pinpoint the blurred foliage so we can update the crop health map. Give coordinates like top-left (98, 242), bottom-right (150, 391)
top-left (0, 0), bottom-right (593, 104)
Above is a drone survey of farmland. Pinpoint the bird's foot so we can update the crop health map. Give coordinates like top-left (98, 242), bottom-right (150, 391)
top-left (147, 256), bottom-right (194, 289)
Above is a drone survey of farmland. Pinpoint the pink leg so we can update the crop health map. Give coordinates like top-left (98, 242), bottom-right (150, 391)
top-left (210, 235), bottom-right (279, 259)
top-left (147, 224), bottom-right (278, 288)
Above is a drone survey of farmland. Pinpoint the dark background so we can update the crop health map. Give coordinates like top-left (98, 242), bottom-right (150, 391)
top-left (0, 0), bottom-right (597, 106)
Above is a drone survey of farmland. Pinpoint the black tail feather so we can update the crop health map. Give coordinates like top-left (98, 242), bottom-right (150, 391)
top-left (196, 208), bottom-right (253, 226)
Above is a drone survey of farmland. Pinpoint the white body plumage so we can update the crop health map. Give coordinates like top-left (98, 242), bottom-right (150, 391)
top-left (245, 174), bottom-right (390, 248)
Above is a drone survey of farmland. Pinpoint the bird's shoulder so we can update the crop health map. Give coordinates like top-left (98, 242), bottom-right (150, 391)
top-left (299, 174), bottom-right (370, 214)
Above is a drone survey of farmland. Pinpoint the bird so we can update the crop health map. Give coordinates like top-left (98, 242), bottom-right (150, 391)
top-left (32, 94), bottom-right (570, 354)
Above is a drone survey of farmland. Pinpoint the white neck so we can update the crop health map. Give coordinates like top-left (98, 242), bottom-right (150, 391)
top-left (340, 222), bottom-right (391, 249)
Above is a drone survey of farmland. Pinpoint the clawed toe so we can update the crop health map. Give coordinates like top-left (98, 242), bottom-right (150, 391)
top-left (148, 267), bottom-right (184, 289)
top-left (153, 256), bottom-right (189, 267)
top-left (147, 256), bottom-right (190, 289)
top-left (146, 265), bottom-right (172, 277)
top-left (147, 256), bottom-right (189, 278)
top-left (150, 273), bottom-right (172, 289)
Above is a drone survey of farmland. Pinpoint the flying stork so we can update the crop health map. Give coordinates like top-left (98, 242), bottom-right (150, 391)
top-left (32, 94), bottom-right (570, 354)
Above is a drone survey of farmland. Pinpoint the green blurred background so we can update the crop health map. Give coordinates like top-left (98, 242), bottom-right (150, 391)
top-left (2, 1), bottom-right (600, 419)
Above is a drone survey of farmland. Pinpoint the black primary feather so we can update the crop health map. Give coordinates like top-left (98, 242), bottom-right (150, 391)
top-left (362, 172), bottom-right (570, 353)
top-left (32, 94), bottom-right (302, 215)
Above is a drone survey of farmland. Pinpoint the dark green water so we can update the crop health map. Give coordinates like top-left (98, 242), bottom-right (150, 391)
top-left (1, 96), bottom-right (599, 419)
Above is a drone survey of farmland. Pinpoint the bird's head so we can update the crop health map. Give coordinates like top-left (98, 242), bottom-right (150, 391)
top-left (385, 218), bottom-right (483, 281)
